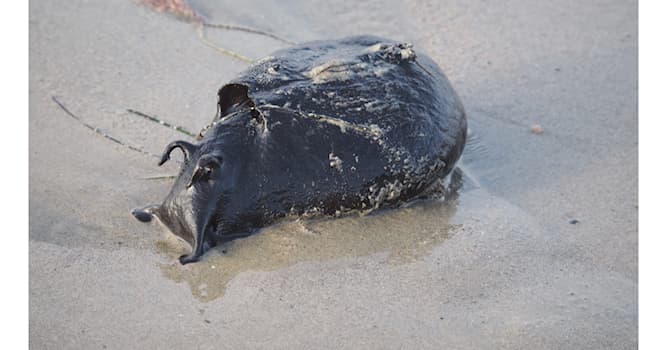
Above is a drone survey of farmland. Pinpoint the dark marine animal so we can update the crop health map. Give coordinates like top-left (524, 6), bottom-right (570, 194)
top-left (132, 35), bottom-right (467, 264)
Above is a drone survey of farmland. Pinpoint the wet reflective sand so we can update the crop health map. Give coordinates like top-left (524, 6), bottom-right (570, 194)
top-left (158, 173), bottom-right (464, 302)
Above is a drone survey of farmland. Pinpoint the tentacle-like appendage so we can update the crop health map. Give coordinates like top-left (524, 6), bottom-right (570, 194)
top-left (158, 140), bottom-right (198, 166)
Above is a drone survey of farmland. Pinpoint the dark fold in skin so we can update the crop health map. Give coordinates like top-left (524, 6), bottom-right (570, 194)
top-left (133, 35), bottom-right (467, 264)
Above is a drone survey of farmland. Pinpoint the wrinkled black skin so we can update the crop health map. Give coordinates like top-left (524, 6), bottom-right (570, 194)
top-left (133, 35), bottom-right (467, 264)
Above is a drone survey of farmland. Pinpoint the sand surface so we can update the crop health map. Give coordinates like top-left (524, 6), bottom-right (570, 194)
top-left (29, 0), bottom-right (637, 348)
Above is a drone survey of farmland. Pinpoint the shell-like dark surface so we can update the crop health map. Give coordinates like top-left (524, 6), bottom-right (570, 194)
top-left (134, 35), bottom-right (467, 264)
top-left (227, 35), bottom-right (466, 211)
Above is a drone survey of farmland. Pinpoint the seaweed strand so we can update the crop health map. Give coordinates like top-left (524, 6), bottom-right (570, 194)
top-left (196, 24), bottom-right (254, 63)
top-left (139, 0), bottom-right (295, 62)
top-left (51, 96), bottom-right (163, 161)
top-left (127, 109), bottom-right (197, 138)
top-left (202, 22), bottom-right (295, 45)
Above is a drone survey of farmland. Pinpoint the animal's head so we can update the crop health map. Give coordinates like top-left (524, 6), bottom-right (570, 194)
top-left (133, 83), bottom-right (265, 264)
top-left (152, 139), bottom-right (234, 249)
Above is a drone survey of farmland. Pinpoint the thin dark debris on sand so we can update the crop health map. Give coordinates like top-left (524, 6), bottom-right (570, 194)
top-left (138, 0), bottom-right (294, 62)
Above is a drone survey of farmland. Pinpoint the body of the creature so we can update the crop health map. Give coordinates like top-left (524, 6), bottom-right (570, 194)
top-left (132, 35), bottom-right (467, 264)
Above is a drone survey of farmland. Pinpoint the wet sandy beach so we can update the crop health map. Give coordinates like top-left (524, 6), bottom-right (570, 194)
top-left (30, 0), bottom-right (637, 348)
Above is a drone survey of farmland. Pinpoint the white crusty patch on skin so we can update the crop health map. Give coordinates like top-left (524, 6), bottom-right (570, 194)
top-left (363, 100), bottom-right (391, 113)
top-left (257, 55), bottom-right (276, 63)
top-left (305, 60), bottom-right (377, 84)
top-left (373, 66), bottom-right (391, 77)
top-left (306, 60), bottom-right (353, 84)
top-left (307, 60), bottom-right (349, 76)
top-left (365, 43), bottom-right (385, 53)
top-left (261, 104), bottom-right (383, 139)
top-left (304, 43), bottom-right (412, 85)
top-left (329, 152), bottom-right (343, 172)
top-left (305, 112), bottom-right (383, 138)
top-left (366, 179), bottom-right (406, 210)
top-left (400, 47), bottom-right (415, 60)
top-left (365, 42), bottom-right (416, 63)
top-left (365, 42), bottom-right (415, 57)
